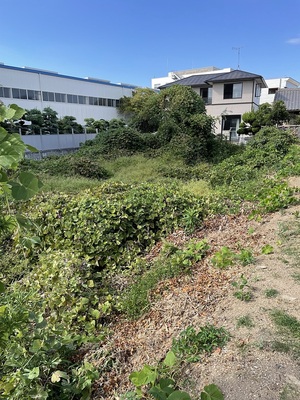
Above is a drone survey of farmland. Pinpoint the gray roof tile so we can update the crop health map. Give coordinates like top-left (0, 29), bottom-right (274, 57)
top-left (159, 69), bottom-right (266, 89)
top-left (274, 89), bottom-right (300, 111)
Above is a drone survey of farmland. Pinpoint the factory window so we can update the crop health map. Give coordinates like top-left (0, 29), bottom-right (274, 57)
top-left (99, 98), bottom-right (106, 106)
top-left (43, 91), bottom-right (55, 101)
top-left (78, 95), bottom-right (87, 104)
top-left (27, 90), bottom-right (40, 100)
top-left (1, 85), bottom-right (119, 109)
top-left (67, 94), bottom-right (78, 104)
top-left (55, 93), bottom-right (66, 102)
top-left (0, 87), bottom-right (10, 98)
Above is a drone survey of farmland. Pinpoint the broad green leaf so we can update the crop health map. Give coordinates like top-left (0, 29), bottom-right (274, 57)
top-left (0, 106), bottom-right (15, 121)
top-left (0, 133), bottom-right (27, 168)
top-left (25, 143), bottom-right (38, 153)
top-left (163, 350), bottom-right (177, 367)
top-left (51, 370), bottom-right (69, 383)
top-left (90, 309), bottom-right (101, 319)
top-left (129, 365), bottom-right (157, 387)
top-left (200, 384), bottom-right (224, 400)
top-left (10, 171), bottom-right (43, 200)
top-left (27, 367), bottom-right (40, 380)
top-left (148, 386), bottom-right (167, 400)
top-left (168, 391), bottom-right (191, 400)
top-left (0, 305), bottom-right (7, 314)
top-left (30, 339), bottom-right (43, 353)
top-left (0, 282), bottom-right (5, 293)
top-left (9, 104), bottom-right (25, 120)
top-left (0, 170), bottom-right (8, 182)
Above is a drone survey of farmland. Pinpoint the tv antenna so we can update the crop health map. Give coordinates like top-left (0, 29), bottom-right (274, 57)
top-left (232, 47), bottom-right (243, 69)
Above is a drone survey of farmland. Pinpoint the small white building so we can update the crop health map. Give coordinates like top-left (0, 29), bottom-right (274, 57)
top-left (260, 77), bottom-right (300, 104)
top-left (0, 63), bottom-right (138, 125)
top-left (151, 66), bottom-right (233, 89)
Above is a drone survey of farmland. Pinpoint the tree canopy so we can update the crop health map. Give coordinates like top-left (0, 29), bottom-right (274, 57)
top-left (116, 85), bottom-right (216, 164)
top-left (238, 101), bottom-right (290, 135)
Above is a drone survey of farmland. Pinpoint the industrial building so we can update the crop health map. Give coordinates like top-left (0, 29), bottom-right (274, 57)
top-left (0, 63), bottom-right (138, 125)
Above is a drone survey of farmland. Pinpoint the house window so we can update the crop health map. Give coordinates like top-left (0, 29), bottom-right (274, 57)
top-left (255, 84), bottom-right (261, 97)
top-left (268, 88), bottom-right (278, 94)
top-left (200, 87), bottom-right (212, 104)
top-left (0, 87), bottom-right (10, 98)
top-left (224, 83), bottom-right (242, 99)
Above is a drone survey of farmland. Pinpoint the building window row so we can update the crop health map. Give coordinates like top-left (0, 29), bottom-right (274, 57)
top-left (0, 86), bottom-right (120, 107)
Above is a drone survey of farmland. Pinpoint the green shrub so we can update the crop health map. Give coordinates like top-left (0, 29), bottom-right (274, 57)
top-left (0, 251), bottom-right (102, 399)
top-left (27, 182), bottom-right (204, 270)
top-left (22, 155), bottom-right (111, 180)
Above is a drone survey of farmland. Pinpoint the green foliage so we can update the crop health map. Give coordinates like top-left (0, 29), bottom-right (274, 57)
top-left (122, 239), bottom-right (209, 318)
top-left (128, 351), bottom-right (224, 400)
top-left (211, 247), bottom-right (235, 269)
top-left (0, 104), bottom-right (42, 237)
top-left (0, 250), bottom-right (102, 399)
top-left (238, 101), bottom-right (290, 135)
top-left (200, 384), bottom-right (224, 400)
top-left (261, 244), bottom-right (274, 254)
top-left (171, 325), bottom-right (229, 363)
top-left (27, 182), bottom-right (204, 270)
top-left (210, 127), bottom-right (297, 188)
top-left (117, 85), bottom-right (216, 164)
top-left (58, 115), bottom-right (83, 133)
top-left (24, 154), bottom-right (111, 180)
top-left (232, 274), bottom-right (252, 301)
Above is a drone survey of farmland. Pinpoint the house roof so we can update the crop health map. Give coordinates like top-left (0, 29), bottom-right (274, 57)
top-left (274, 88), bottom-right (300, 111)
top-left (159, 69), bottom-right (267, 89)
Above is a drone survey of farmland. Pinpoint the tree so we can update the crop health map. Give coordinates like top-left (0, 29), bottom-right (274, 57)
top-left (117, 85), bottom-right (215, 163)
top-left (238, 101), bottom-right (290, 135)
top-left (58, 115), bottom-right (83, 133)
top-left (23, 108), bottom-right (44, 134)
top-left (118, 88), bottom-right (161, 133)
top-left (42, 107), bottom-right (58, 134)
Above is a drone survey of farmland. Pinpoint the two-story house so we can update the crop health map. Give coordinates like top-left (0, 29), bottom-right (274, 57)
top-left (159, 69), bottom-right (267, 141)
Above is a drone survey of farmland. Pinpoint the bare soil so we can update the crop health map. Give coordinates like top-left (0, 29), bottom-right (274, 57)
top-left (90, 178), bottom-right (300, 400)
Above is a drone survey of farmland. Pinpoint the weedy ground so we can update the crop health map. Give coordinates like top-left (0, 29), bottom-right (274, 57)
top-left (89, 178), bottom-right (300, 399)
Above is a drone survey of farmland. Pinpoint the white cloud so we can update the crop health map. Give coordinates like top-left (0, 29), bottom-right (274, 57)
top-left (287, 37), bottom-right (300, 44)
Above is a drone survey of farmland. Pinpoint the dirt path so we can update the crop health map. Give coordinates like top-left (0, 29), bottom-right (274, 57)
top-left (91, 179), bottom-right (300, 400)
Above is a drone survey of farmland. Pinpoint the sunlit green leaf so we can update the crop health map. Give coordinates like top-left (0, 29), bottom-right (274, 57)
top-left (200, 384), bottom-right (224, 400)
top-left (10, 171), bottom-right (43, 200)
top-left (51, 370), bottom-right (69, 383)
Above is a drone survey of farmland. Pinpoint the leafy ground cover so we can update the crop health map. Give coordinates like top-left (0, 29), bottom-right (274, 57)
top-left (1, 126), bottom-right (300, 399)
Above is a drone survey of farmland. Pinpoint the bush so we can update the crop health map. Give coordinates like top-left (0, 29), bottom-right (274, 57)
top-left (27, 182), bottom-right (205, 270)
top-left (23, 155), bottom-right (111, 180)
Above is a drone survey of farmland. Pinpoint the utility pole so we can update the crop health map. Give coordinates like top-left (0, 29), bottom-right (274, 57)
top-left (232, 47), bottom-right (242, 70)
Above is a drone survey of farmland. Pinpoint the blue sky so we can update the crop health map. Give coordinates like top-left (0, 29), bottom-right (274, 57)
top-left (1, 0), bottom-right (300, 87)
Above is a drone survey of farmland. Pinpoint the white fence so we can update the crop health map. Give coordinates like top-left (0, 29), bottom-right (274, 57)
top-left (21, 132), bottom-right (97, 159)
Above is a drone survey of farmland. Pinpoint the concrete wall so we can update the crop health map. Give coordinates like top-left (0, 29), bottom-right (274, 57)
top-left (21, 132), bottom-right (96, 151)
